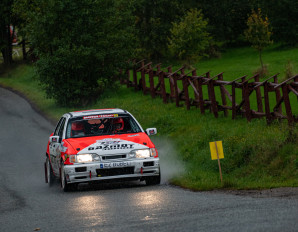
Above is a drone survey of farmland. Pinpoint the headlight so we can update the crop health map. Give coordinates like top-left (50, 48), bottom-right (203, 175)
top-left (130, 148), bottom-right (157, 158)
top-left (77, 154), bottom-right (92, 162)
top-left (70, 154), bottom-right (100, 163)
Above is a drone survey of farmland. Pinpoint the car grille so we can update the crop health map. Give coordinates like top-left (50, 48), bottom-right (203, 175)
top-left (143, 161), bottom-right (154, 167)
top-left (102, 155), bottom-right (126, 160)
top-left (75, 167), bottom-right (87, 172)
top-left (96, 167), bottom-right (134, 177)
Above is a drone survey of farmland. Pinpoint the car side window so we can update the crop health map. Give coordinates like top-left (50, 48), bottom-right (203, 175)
top-left (54, 118), bottom-right (63, 136)
top-left (58, 118), bottom-right (66, 138)
top-left (54, 117), bottom-right (66, 137)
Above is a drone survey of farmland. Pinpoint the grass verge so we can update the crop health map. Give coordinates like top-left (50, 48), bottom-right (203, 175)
top-left (0, 45), bottom-right (297, 190)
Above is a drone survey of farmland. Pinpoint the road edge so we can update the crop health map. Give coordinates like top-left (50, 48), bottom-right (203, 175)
top-left (0, 84), bottom-right (57, 126)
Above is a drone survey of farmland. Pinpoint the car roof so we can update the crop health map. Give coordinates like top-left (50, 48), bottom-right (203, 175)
top-left (66, 108), bottom-right (127, 118)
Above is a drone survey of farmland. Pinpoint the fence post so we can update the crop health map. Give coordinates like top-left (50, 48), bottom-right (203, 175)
top-left (168, 66), bottom-right (175, 100)
top-left (182, 69), bottom-right (190, 110)
top-left (173, 68), bottom-right (182, 107)
top-left (255, 74), bottom-right (263, 113)
top-left (206, 72), bottom-right (212, 112)
top-left (232, 82), bottom-right (236, 119)
top-left (208, 78), bottom-right (218, 118)
top-left (282, 84), bottom-right (294, 125)
top-left (263, 82), bottom-right (271, 124)
top-left (274, 76), bottom-right (282, 114)
top-left (159, 71), bottom-right (167, 104)
top-left (192, 70), bottom-right (199, 105)
top-left (198, 77), bottom-right (205, 114)
top-left (243, 82), bottom-right (252, 122)
top-left (218, 73), bottom-right (228, 117)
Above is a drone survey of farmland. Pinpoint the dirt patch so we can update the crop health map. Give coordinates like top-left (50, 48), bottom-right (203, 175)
top-left (210, 187), bottom-right (298, 199)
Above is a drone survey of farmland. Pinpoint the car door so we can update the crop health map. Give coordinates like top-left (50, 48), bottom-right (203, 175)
top-left (49, 117), bottom-right (66, 175)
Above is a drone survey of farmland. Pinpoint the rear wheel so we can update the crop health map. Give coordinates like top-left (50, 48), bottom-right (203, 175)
top-left (45, 156), bottom-right (55, 186)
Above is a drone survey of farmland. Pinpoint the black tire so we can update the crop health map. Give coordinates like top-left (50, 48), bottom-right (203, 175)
top-left (45, 156), bottom-right (55, 186)
top-left (60, 162), bottom-right (77, 192)
top-left (145, 174), bottom-right (161, 186)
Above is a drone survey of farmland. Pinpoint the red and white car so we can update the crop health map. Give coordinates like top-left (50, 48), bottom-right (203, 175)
top-left (44, 109), bottom-right (160, 191)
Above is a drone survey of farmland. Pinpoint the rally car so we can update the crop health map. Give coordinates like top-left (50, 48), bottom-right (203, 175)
top-left (44, 108), bottom-right (160, 191)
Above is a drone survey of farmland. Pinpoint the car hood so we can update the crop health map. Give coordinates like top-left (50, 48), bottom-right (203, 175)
top-left (64, 132), bottom-right (154, 155)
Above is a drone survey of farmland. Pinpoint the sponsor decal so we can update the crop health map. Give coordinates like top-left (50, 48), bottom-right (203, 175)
top-left (77, 138), bottom-right (148, 155)
top-left (83, 114), bottom-right (118, 119)
top-left (97, 138), bottom-right (121, 145)
top-left (88, 138), bottom-right (134, 151)
top-left (64, 154), bottom-right (69, 161)
top-left (128, 134), bottom-right (140, 137)
top-left (88, 143), bottom-right (134, 151)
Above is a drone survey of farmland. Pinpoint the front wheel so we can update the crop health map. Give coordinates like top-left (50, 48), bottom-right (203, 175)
top-left (60, 163), bottom-right (77, 192)
top-left (145, 174), bottom-right (161, 186)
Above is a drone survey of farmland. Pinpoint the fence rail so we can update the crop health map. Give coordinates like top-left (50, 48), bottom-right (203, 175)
top-left (121, 61), bottom-right (298, 125)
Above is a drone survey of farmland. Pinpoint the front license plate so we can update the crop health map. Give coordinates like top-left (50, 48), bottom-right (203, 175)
top-left (99, 162), bottom-right (130, 169)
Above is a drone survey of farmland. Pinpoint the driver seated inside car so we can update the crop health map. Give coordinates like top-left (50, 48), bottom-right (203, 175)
top-left (87, 118), bottom-right (111, 134)
top-left (112, 117), bottom-right (124, 133)
top-left (71, 121), bottom-right (85, 137)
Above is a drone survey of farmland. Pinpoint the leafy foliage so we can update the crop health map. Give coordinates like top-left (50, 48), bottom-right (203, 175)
top-left (261, 0), bottom-right (298, 45)
top-left (2, 45), bottom-right (298, 189)
top-left (193, 0), bottom-right (253, 45)
top-left (0, 0), bottom-right (14, 65)
top-left (168, 9), bottom-right (211, 65)
top-left (24, 0), bottom-right (136, 106)
top-left (244, 8), bottom-right (272, 69)
top-left (133, 0), bottom-right (185, 60)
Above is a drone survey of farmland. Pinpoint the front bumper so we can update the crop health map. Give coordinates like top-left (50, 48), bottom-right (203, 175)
top-left (63, 158), bottom-right (160, 184)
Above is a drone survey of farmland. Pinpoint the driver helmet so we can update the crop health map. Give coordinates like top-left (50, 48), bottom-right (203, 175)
top-left (113, 118), bottom-right (124, 131)
top-left (71, 121), bottom-right (85, 135)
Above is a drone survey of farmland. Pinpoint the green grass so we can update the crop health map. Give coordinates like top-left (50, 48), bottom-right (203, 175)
top-left (192, 45), bottom-right (298, 79)
top-left (134, 44), bottom-right (298, 115)
top-left (0, 45), bottom-right (297, 190)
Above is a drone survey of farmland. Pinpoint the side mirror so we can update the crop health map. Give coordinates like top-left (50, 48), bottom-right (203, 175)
top-left (146, 128), bottom-right (157, 136)
top-left (49, 136), bottom-right (60, 143)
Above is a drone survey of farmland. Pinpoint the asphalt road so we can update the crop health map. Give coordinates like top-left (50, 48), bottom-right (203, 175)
top-left (0, 87), bottom-right (297, 232)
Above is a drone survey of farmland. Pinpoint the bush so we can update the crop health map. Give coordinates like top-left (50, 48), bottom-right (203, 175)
top-left (168, 9), bottom-right (211, 65)
top-left (27, 0), bottom-right (135, 106)
top-left (36, 47), bottom-right (104, 106)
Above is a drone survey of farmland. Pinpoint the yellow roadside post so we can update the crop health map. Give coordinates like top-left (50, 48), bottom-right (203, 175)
top-left (209, 141), bottom-right (224, 183)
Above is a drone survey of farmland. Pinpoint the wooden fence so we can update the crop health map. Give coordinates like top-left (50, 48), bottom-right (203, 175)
top-left (121, 60), bottom-right (298, 125)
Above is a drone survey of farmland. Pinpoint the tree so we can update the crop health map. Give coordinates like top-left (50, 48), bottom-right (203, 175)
top-left (133, 0), bottom-right (185, 60)
top-left (168, 9), bottom-right (211, 65)
top-left (181, 0), bottom-right (255, 45)
top-left (24, 0), bottom-right (136, 106)
top-left (0, 0), bottom-right (14, 65)
top-left (244, 8), bottom-right (272, 70)
top-left (261, 0), bottom-right (298, 45)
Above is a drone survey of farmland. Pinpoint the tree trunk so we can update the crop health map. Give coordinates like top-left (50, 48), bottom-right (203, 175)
top-left (1, 24), bottom-right (13, 65)
top-left (21, 40), bottom-right (27, 60)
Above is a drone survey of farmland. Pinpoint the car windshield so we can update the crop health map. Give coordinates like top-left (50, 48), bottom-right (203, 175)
top-left (66, 114), bottom-right (142, 138)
